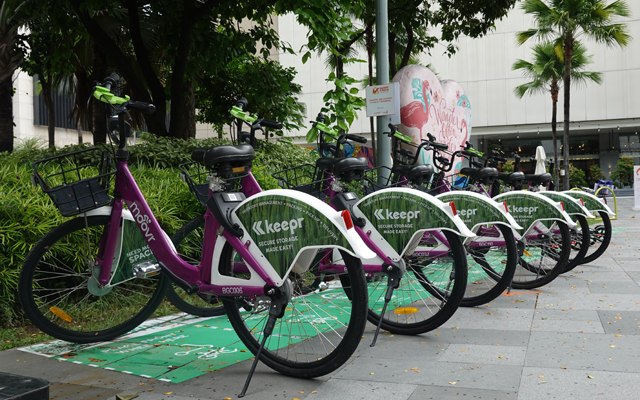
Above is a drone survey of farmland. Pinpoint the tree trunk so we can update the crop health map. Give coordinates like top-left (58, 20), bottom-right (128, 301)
top-left (91, 41), bottom-right (107, 144)
top-left (40, 76), bottom-right (55, 148)
top-left (182, 79), bottom-right (196, 139)
top-left (0, 74), bottom-right (14, 153)
top-left (551, 79), bottom-right (559, 189)
top-left (562, 32), bottom-right (573, 190)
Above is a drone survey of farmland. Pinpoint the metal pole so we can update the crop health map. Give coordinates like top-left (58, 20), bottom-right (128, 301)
top-left (376, 0), bottom-right (390, 184)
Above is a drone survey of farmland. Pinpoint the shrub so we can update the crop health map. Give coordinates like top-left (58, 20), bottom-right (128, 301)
top-left (568, 164), bottom-right (587, 188)
top-left (0, 135), bottom-right (321, 324)
top-left (610, 156), bottom-right (634, 188)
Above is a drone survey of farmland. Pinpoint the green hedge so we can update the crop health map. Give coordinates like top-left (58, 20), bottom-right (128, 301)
top-left (0, 135), bottom-right (318, 326)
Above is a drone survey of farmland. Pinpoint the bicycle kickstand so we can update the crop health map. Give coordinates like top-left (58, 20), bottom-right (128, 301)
top-left (238, 289), bottom-right (289, 398)
top-left (370, 263), bottom-right (402, 347)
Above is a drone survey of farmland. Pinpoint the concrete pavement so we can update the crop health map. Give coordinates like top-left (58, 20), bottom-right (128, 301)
top-left (2, 197), bottom-right (639, 400)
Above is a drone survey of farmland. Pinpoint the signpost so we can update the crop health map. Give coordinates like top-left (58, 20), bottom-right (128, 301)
top-left (366, 82), bottom-right (400, 123)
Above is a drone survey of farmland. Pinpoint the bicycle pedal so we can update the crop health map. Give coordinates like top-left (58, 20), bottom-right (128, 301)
top-left (132, 260), bottom-right (162, 278)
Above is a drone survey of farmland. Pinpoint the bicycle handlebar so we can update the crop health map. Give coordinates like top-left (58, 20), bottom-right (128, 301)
top-left (93, 74), bottom-right (155, 114)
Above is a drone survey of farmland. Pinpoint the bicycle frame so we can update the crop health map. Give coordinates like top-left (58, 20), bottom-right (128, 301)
top-left (92, 160), bottom-right (281, 297)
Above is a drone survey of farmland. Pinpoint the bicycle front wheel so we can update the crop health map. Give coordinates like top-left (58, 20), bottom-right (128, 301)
top-left (562, 215), bottom-right (590, 273)
top-left (19, 216), bottom-right (169, 343)
top-left (512, 221), bottom-right (570, 289)
top-left (167, 215), bottom-right (225, 317)
top-left (580, 212), bottom-right (612, 265)
top-left (365, 229), bottom-right (467, 335)
top-left (462, 223), bottom-right (517, 307)
top-left (221, 244), bottom-right (368, 378)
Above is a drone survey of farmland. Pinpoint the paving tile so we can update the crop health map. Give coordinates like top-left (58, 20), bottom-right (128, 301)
top-left (335, 359), bottom-right (522, 392)
top-left (311, 379), bottom-right (417, 400)
top-left (526, 331), bottom-right (640, 373)
top-left (537, 292), bottom-right (640, 311)
top-left (442, 308), bottom-right (535, 331)
top-left (597, 310), bottom-right (640, 335)
top-left (438, 343), bottom-right (526, 366)
top-left (575, 271), bottom-right (634, 282)
top-left (518, 367), bottom-right (640, 400)
top-left (531, 309), bottom-right (605, 334)
top-left (588, 281), bottom-right (640, 294)
top-left (425, 328), bottom-right (530, 347)
top-left (408, 385), bottom-right (517, 400)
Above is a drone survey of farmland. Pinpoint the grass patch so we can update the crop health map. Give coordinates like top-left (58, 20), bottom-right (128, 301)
top-left (0, 325), bottom-right (53, 351)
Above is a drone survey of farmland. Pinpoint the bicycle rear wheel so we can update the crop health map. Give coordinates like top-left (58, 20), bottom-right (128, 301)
top-left (512, 221), bottom-right (570, 289)
top-left (562, 215), bottom-right (590, 273)
top-left (19, 216), bottom-right (169, 343)
top-left (167, 215), bottom-right (225, 317)
top-left (580, 212), bottom-right (612, 265)
top-left (221, 244), bottom-right (368, 378)
top-left (364, 229), bottom-right (467, 335)
top-left (461, 223), bottom-right (517, 307)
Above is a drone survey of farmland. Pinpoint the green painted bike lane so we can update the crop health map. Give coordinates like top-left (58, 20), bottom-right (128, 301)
top-left (19, 256), bottom-right (514, 383)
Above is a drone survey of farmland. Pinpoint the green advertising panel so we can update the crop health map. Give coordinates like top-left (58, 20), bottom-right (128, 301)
top-left (110, 218), bottom-right (157, 285)
top-left (561, 190), bottom-right (616, 217)
top-left (494, 192), bottom-right (567, 231)
top-left (436, 192), bottom-right (512, 230)
top-left (539, 192), bottom-right (591, 218)
top-left (234, 194), bottom-right (353, 278)
top-left (355, 190), bottom-right (460, 254)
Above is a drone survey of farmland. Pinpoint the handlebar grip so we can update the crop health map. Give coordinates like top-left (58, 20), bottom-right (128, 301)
top-left (102, 73), bottom-right (120, 91)
top-left (346, 134), bottom-right (367, 144)
top-left (431, 142), bottom-right (449, 151)
top-left (235, 97), bottom-right (248, 111)
top-left (127, 101), bottom-right (156, 114)
top-left (261, 119), bottom-right (283, 130)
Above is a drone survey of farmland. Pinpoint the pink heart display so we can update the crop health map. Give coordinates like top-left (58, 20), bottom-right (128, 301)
top-left (392, 65), bottom-right (472, 174)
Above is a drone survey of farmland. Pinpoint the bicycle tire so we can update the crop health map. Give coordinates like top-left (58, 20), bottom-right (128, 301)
top-left (512, 221), bottom-right (570, 289)
top-left (580, 212), bottom-right (612, 265)
top-left (364, 230), bottom-right (467, 335)
top-left (460, 223), bottom-right (518, 307)
top-left (18, 215), bottom-right (169, 343)
top-left (562, 215), bottom-right (590, 273)
top-left (166, 215), bottom-right (226, 317)
top-left (221, 244), bottom-right (368, 378)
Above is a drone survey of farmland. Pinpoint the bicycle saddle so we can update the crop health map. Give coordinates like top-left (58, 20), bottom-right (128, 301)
top-left (459, 167), bottom-right (498, 185)
top-left (524, 172), bottom-right (552, 185)
top-left (391, 164), bottom-right (434, 185)
top-left (191, 145), bottom-right (255, 173)
top-left (316, 157), bottom-right (339, 171)
top-left (496, 171), bottom-right (525, 184)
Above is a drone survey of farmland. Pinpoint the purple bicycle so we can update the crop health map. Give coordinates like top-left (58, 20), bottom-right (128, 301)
top-left (19, 76), bottom-right (371, 395)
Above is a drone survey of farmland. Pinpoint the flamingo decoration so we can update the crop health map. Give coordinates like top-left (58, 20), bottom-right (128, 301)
top-left (400, 79), bottom-right (431, 140)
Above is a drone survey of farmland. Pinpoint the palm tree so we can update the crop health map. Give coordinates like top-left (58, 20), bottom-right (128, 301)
top-left (513, 41), bottom-right (602, 186)
top-left (517, 0), bottom-right (631, 190)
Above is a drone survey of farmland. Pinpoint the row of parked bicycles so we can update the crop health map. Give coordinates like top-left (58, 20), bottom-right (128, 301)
top-left (18, 75), bottom-right (615, 396)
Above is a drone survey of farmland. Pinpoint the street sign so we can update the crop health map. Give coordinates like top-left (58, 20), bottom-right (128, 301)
top-left (366, 82), bottom-right (400, 118)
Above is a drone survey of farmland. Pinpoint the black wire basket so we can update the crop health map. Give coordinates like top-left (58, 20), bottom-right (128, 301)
top-left (272, 163), bottom-right (329, 200)
top-left (178, 161), bottom-right (248, 207)
top-left (32, 147), bottom-right (116, 217)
